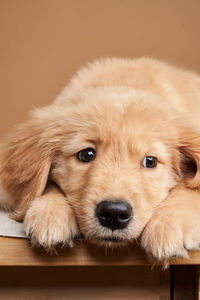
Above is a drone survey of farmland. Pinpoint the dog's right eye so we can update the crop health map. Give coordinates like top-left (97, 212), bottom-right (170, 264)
top-left (77, 148), bottom-right (96, 163)
top-left (142, 156), bottom-right (157, 168)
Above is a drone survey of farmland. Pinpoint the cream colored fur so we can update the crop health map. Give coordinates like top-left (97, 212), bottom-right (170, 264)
top-left (1, 57), bottom-right (200, 264)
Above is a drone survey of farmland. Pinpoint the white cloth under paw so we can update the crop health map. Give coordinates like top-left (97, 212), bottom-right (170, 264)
top-left (0, 209), bottom-right (26, 238)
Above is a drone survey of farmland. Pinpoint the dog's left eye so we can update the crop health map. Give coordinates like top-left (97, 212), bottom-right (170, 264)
top-left (77, 148), bottom-right (96, 163)
top-left (142, 156), bottom-right (157, 168)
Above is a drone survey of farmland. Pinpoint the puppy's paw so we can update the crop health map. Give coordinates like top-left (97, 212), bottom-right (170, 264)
top-left (140, 216), bottom-right (190, 263)
top-left (140, 185), bottom-right (200, 265)
top-left (24, 196), bottom-right (79, 251)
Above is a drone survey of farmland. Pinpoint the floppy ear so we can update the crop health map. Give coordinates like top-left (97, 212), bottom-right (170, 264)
top-left (173, 125), bottom-right (200, 189)
top-left (0, 119), bottom-right (54, 221)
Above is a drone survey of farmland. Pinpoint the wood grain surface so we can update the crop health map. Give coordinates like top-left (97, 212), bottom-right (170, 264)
top-left (0, 236), bottom-right (199, 266)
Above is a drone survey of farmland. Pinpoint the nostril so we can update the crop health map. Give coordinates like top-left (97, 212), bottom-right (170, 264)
top-left (99, 212), bottom-right (110, 220)
top-left (119, 213), bottom-right (129, 220)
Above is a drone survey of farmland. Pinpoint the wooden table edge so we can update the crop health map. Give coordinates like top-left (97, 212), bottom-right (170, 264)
top-left (0, 236), bottom-right (199, 266)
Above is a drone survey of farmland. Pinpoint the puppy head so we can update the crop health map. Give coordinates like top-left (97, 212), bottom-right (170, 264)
top-left (1, 88), bottom-right (200, 246)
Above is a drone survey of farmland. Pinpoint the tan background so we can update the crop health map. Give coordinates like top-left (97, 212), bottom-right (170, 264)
top-left (0, 0), bottom-right (200, 140)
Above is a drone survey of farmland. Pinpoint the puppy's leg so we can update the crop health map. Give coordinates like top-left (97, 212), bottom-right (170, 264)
top-left (141, 184), bottom-right (200, 263)
top-left (24, 186), bottom-right (79, 250)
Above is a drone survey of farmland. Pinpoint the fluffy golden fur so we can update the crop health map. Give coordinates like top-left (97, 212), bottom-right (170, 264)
top-left (1, 57), bottom-right (200, 263)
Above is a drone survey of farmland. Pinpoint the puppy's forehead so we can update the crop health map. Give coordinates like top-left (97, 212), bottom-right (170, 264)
top-left (69, 91), bottom-right (171, 139)
top-left (64, 90), bottom-right (173, 155)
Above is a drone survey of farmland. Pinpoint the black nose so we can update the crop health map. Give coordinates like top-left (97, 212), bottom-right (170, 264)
top-left (95, 200), bottom-right (133, 231)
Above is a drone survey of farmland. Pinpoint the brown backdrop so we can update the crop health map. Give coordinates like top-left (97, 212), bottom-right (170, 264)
top-left (1, 0), bottom-right (200, 139)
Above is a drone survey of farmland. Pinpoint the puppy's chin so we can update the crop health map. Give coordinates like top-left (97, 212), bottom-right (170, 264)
top-left (85, 236), bottom-right (132, 248)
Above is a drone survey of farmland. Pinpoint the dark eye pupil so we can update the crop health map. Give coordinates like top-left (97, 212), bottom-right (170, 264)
top-left (143, 156), bottom-right (157, 168)
top-left (77, 148), bottom-right (96, 163)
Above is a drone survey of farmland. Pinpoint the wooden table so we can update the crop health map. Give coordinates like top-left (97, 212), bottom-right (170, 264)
top-left (0, 236), bottom-right (199, 299)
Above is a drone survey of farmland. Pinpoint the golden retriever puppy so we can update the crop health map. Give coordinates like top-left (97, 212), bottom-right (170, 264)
top-left (1, 57), bottom-right (200, 263)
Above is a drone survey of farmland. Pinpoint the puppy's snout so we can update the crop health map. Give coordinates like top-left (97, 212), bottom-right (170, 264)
top-left (95, 200), bottom-right (133, 231)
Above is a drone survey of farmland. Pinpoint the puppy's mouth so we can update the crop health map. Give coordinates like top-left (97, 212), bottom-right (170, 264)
top-left (76, 233), bottom-right (129, 247)
top-left (74, 233), bottom-right (124, 243)
top-left (95, 236), bottom-right (123, 243)
top-left (85, 233), bottom-right (131, 247)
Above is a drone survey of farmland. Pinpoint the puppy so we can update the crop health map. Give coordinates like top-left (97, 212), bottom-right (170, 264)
top-left (1, 57), bottom-right (200, 263)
